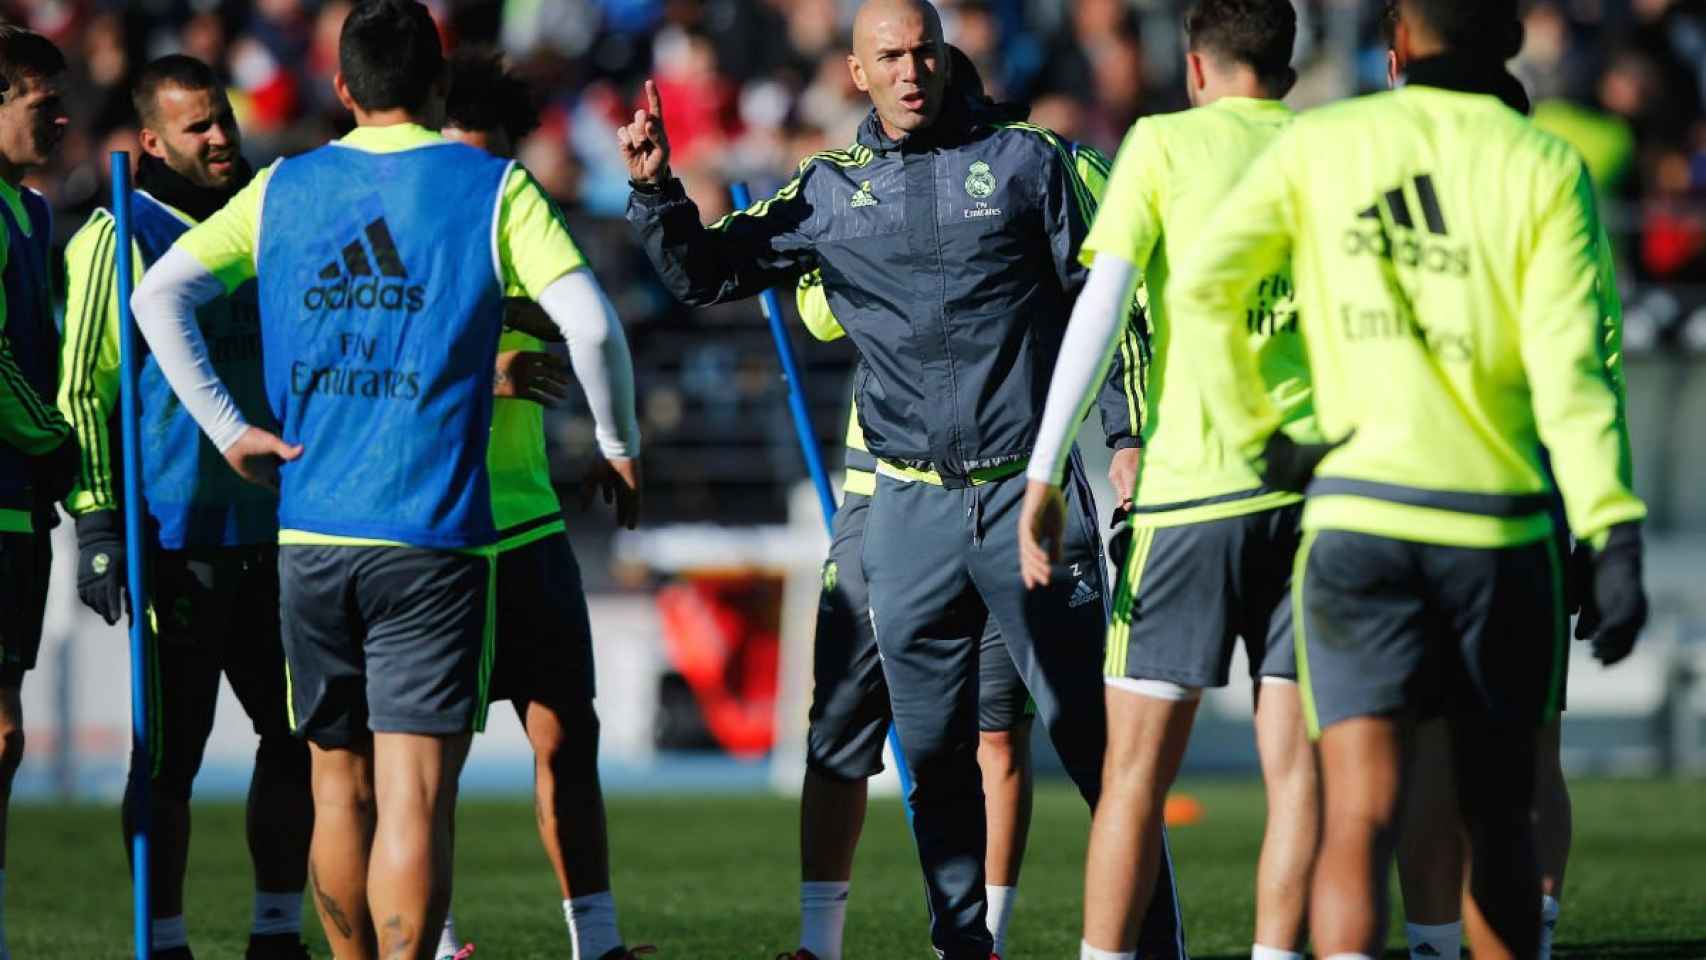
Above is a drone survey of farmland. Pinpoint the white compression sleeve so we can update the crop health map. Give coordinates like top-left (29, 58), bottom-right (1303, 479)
top-left (1027, 255), bottom-right (1140, 486)
top-left (130, 246), bottom-right (249, 453)
top-left (536, 268), bottom-right (641, 459)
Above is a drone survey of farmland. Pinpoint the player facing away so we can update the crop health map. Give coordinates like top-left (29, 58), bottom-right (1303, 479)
top-left (0, 25), bottom-right (79, 960)
top-left (1167, 0), bottom-right (1648, 957)
top-left (1369, 10), bottom-right (1634, 959)
top-left (58, 56), bottom-right (314, 960)
top-left (130, 2), bottom-right (641, 957)
top-left (432, 49), bottom-right (648, 960)
top-left (1019, 3), bottom-right (1317, 959)
top-left (777, 48), bottom-right (1167, 960)
top-left (624, 2), bottom-right (1186, 956)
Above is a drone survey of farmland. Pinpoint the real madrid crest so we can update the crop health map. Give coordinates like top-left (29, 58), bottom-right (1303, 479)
top-left (964, 160), bottom-right (996, 199)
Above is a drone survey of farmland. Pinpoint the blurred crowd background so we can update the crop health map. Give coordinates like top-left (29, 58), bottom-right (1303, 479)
top-left (6, 0), bottom-right (1706, 525)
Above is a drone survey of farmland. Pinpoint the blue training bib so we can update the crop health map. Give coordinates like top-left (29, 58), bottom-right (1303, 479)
top-left (256, 140), bottom-right (512, 548)
top-left (131, 191), bottom-right (278, 549)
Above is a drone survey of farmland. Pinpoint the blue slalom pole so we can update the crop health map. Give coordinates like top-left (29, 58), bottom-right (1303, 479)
top-left (112, 151), bottom-right (151, 960)
top-left (729, 182), bottom-right (917, 817)
top-left (729, 183), bottom-right (839, 526)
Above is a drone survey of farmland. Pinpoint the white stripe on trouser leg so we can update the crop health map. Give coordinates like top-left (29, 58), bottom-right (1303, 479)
top-left (1105, 676), bottom-right (1203, 702)
top-left (1258, 675), bottom-right (1297, 687)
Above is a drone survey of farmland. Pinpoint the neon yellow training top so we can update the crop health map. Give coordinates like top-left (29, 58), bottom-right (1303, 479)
top-left (1170, 85), bottom-right (1644, 549)
top-left (1083, 97), bottom-right (1315, 525)
top-left (0, 179), bottom-right (73, 533)
top-left (488, 323), bottom-right (568, 550)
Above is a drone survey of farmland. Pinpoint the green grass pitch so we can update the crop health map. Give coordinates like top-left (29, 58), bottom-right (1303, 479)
top-left (7, 779), bottom-right (1702, 957)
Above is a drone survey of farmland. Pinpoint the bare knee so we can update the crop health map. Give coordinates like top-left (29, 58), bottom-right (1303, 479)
top-left (311, 746), bottom-right (375, 818)
top-left (1099, 739), bottom-right (1173, 806)
top-left (977, 728), bottom-right (1023, 778)
top-left (530, 701), bottom-right (599, 786)
top-left (1100, 692), bottom-right (1193, 803)
top-left (0, 725), bottom-right (23, 789)
top-left (1255, 680), bottom-right (1314, 774)
top-left (1259, 737), bottom-right (1316, 796)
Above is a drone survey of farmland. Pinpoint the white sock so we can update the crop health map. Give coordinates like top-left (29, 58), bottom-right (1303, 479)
top-left (1251, 946), bottom-right (1304, 960)
top-left (566, 891), bottom-right (622, 960)
top-left (252, 890), bottom-right (303, 937)
top-left (799, 881), bottom-right (849, 960)
top-left (1079, 942), bottom-right (1135, 960)
top-left (985, 884), bottom-right (1017, 955)
top-left (437, 911), bottom-right (462, 958)
top-left (151, 915), bottom-right (189, 951)
top-left (1404, 921), bottom-right (1462, 959)
top-left (1540, 895), bottom-right (1561, 960)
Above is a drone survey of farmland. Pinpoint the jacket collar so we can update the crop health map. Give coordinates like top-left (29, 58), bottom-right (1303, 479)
top-left (136, 153), bottom-right (253, 224)
top-left (856, 93), bottom-right (1016, 155)
top-left (1404, 54), bottom-right (1531, 115)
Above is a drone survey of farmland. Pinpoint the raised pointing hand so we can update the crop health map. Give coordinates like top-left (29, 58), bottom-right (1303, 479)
top-left (617, 79), bottom-right (671, 186)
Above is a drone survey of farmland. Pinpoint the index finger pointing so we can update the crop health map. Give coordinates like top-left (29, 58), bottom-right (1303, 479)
top-left (646, 79), bottom-right (662, 118)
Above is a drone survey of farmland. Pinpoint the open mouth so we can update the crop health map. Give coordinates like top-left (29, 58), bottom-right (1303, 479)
top-left (898, 91), bottom-right (926, 110)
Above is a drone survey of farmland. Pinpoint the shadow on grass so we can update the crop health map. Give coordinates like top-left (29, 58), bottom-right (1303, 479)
top-left (1553, 941), bottom-right (1706, 959)
top-left (1190, 943), bottom-right (1706, 960)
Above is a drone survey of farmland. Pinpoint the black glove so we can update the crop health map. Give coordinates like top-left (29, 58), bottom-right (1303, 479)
top-left (31, 430), bottom-right (82, 504)
top-left (1574, 522), bottom-right (1646, 666)
top-left (1107, 505), bottom-right (1134, 572)
top-left (1254, 430), bottom-right (1353, 494)
top-left (75, 510), bottom-right (127, 626)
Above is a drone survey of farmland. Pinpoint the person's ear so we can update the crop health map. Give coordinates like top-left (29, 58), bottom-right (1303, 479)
top-left (847, 53), bottom-right (870, 93)
top-left (1391, 19), bottom-right (1413, 76)
top-left (1186, 51), bottom-right (1207, 92)
top-left (138, 126), bottom-right (164, 160)
top-left (333, 71), bottom-right (357, 113)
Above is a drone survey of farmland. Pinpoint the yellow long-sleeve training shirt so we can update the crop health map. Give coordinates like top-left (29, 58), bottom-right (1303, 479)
top-left (1083, 97), bottom-right (1317, 524)
top-left (1170, 84), bottom-right (1644, 549)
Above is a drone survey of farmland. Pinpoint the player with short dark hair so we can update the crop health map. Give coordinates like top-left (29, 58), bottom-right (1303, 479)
top-left (59, 53), bottom-right (314, 960)
top-left (129, 2), bottom-right (641, 957)
top-left (430, 48), bottom-right (648, 960)
top-left (1167, 1), bottom-right (1646, 957)
top-left (0, 25), bottom-right (64, 96)
top-left (1020, 3), bottom-right (1312, 958)
top-left (441, 50), bottom-right (540, 154)
top-left (1182, 0), bottom-right (1298, 92)
top-left (0, 24), bottom-right (80, 960)
top-left (129, 54), bottom-right (221, 128)
top-left (1373, 11), bottom-right (1623, 958)
top-left (334, 0), bottom-right (447, 115)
